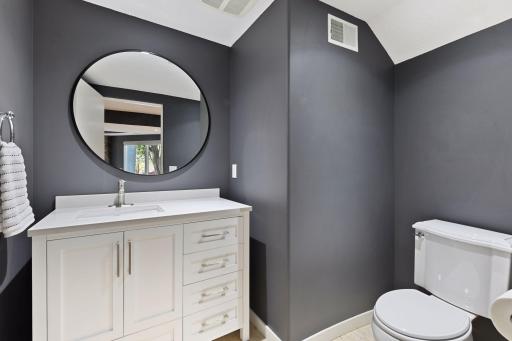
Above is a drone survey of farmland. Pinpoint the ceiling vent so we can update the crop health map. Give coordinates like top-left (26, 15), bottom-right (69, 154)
top-left (328, 14), bottom-right (358, 52)
top-left (201, 0), bottom-right (256, 16)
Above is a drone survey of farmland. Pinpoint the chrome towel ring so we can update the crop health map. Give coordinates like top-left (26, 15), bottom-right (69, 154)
top-left (0, 111), bottom-right (15, 143)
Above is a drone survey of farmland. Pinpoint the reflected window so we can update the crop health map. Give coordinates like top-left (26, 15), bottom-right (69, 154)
top-left (123, 141), bottom-right (162, 175)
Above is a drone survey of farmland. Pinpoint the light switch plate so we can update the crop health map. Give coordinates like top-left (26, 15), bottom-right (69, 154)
top-left (232, 164), bottom-right (237, 179)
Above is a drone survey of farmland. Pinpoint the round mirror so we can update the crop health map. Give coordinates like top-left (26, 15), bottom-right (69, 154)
top-left (72, 51), bottom-right (210, 176)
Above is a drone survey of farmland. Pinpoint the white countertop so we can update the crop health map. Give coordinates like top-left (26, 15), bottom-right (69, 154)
top-left (28, 189), bottom-right (251, 237)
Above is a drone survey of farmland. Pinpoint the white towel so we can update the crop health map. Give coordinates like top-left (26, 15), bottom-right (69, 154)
top-left (0, 141), bottom-right (34, 237)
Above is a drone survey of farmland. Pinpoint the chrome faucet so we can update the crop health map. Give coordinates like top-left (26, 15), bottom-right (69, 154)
top-left (110, 179), bottom-right (134, 208)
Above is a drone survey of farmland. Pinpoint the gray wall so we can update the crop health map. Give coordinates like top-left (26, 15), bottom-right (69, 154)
top-left (288, 1), bottom-right (395, 339)
top-left (394, 18), bottom-right (512, 341)
top-left (34, 0), bottom-right (231, 217)
top-left (0, 0), bottom-right (34, 339)
top-left (228, 0), bottom-right (290, 339)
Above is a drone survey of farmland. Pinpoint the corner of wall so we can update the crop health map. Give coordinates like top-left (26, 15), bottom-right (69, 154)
top-left (227, 0), bottom-right (291, 339)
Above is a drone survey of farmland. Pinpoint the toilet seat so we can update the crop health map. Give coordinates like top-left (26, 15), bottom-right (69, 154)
top-left (372, 312), bottom-right (473, 341)
top-left (374, 289), bottom-right (471, 340)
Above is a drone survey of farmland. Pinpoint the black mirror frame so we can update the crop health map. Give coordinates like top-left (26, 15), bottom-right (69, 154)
top-left (69, 50), bottom-right (211, 177)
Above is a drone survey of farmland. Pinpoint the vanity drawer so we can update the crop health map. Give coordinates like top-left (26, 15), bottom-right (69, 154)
top-left (183, 271), bottom-right (242, 316)
top-left (183, 245), bottom-right (242, 285)
top-left (184, 218), bottom-right (242, 254)
top-left (183, 298), bottom-right (241, 341)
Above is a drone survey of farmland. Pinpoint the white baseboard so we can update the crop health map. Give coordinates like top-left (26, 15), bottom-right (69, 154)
top-left (250, 310), bottom-right (282, 341)
top-left (250, 309), bottom-right (373, 341)
top-left (302, 310), bottom-right (374, 341)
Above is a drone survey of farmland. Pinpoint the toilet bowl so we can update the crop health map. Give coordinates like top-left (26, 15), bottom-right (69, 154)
top-left (372, 289), bottom-right (473, 341)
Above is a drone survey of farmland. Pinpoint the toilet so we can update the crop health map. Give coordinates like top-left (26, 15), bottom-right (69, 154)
top-left (372, 219), bottom-right (512, 341)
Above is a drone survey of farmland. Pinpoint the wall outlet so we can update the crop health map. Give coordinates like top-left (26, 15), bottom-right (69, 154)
top-left (232, 164), bottom-right (238, 179)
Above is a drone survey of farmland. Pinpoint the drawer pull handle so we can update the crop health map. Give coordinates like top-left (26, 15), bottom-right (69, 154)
top-left (199, 286), bottom-right (230, 303)
top-left (199, 231), bottom-right (229, 243)
top-left (199, 258), bottom-right (229, 273)
top-left (199, 313), bottom-right (229, 333)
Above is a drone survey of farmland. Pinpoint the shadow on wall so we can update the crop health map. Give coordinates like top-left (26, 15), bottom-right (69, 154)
top-left (0, 260), bottom-right (32, 341)
top-left (250, 238), bottom-right (268, 323)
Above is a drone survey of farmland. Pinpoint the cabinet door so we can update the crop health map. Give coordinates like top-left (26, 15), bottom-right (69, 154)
top-left (47, 233), bottom-right (124, 341)
top-left (124, 225), bottom-right (183, 335)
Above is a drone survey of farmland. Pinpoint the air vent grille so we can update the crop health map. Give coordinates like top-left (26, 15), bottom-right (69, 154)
top-left (328, 14), bottom-right (358, 52)
top-left (201, 0), bottom-right (255, 16)
top-left (330, 17), bottom-right (344, 43)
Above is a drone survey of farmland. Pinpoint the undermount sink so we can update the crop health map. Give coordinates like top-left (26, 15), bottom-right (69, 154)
top-left (77, 204), bottom-right (164, 219)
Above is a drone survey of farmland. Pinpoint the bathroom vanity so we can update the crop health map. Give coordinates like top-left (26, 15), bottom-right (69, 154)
top-left (29, 189), bottom-right (251, 341)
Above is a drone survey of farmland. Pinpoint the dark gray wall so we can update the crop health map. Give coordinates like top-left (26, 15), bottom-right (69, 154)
top-left (0, 0), bottom-right (34, 339)
top-left (288, 1), bottom-right (395, 339)
top-left (228, 0), bottom-right (290, 339)
top-left (34, 0), bottom-right (231, 217)
top-left (394, 19), bottom-right (512, 341)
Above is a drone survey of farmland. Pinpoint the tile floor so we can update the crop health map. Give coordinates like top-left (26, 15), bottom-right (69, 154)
top-left (216, 324), bottom-right (375, 341)
top-left (216, 324), bottom-right (265, 341)
top-left (332, 324), bottom-right (375, 341)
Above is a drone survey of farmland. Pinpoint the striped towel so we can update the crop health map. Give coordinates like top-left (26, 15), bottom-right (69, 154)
top-left (0, 141), bottom-right (34, 237)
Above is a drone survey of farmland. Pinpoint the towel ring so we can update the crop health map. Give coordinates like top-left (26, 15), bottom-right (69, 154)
top-left (0, 111), bottom-right (15, 143)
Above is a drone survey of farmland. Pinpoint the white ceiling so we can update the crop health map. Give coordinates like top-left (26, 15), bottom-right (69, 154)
top-left (83, 51), bottom-right (201, 100)
top-left (83, 0), bottom-right (512, 64)
top-left (320, 0), bottom-right (512, 64)
top-left (82, 0), bottom-right (275, 46)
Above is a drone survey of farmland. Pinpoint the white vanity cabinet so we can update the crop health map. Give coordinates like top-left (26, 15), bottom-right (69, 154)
top-left (29, 189), bottom-right (251, 341)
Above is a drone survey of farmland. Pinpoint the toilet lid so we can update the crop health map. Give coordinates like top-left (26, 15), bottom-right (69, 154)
top-left (375, 289), bottom-right (471, 340)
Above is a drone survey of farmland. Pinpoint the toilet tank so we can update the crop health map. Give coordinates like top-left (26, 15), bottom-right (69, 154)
top-left (414, 220), bottom-right (512, 318)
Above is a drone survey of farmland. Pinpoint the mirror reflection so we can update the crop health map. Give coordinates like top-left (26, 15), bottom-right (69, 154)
top-left (72, 51), bottom-right (209, 175)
